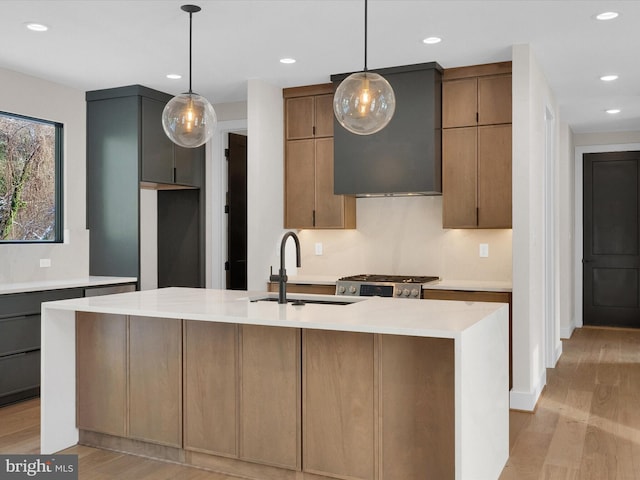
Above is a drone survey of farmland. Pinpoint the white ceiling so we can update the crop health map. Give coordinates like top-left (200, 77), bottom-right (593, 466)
top-left (1, 0), bottom-right (639, 134)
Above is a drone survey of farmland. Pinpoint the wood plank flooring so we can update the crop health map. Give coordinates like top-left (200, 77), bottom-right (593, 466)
top-left (1, 326), bottom-right (639, 479)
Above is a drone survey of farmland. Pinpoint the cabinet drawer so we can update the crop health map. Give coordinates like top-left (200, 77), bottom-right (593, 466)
top-left (0, 315), bottom-right (40, 356)
top-left (0, 288), bottom-right (83, 318)
top-left (0, 350), bottom-right (40, 397)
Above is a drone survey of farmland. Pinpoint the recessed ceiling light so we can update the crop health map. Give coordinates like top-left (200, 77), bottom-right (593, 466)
top-left (280, 58), bottom-right (296, 64)
top-left (600, 74), bottom-right (619, 82)
top-left (595, 11), bottom-right (619, 21)
top-left (422, 37), bottom-right (442, 45)
top-left (25, 22), bottom-right (48, 32)
top-left (166, 74), bottom-right (182, 80)
top-left (606, 109), bottom-right (621, 114)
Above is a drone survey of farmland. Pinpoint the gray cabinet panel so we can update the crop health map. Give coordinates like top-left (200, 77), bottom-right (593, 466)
top-left (0, 350), bottom-right (40, 404)
top-left (141, 97), bottom-right (174, 184)
top-left (0, 315), bottom-right (40, 356)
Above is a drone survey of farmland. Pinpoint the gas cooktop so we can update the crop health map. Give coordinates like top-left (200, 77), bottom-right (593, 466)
top-left (338, 274), bottom-right (440, 284)
top-left (336, 274), bottom-right (440, 298)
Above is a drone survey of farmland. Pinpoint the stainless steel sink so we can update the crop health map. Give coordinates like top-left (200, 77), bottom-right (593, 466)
top-left (250, 297), bottom-right (354, 306)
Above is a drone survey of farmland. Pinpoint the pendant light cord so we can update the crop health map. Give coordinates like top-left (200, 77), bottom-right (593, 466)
top-left (363, 0), bottom-right (368, 72)
top-left (188, 10), bottom-right (193, 94)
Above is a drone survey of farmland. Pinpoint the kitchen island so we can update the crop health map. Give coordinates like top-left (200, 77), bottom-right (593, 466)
top-left (41, 287), bottom-right (509, 480)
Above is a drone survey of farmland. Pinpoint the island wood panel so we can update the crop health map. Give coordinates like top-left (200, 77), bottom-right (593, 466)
top-left (183, 321), bottom-right (238, 457)
top-left (379, 335), bottom-right (455, 480)
top-left (128, 315), bottom-right (182, 448)
top-left (76, 312), bottom-right (128, 437)
top-left (240, 325), bottom-right (301, 470)
top-left (267, 283), bottom-right (336, 296)
top-left (303, 329), bottom-right (376, 480)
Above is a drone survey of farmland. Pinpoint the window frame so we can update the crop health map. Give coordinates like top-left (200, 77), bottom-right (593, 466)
top-left (0, 110), bottom-right (64, 244)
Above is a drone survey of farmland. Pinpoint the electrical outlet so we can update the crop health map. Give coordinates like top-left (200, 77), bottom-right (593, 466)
top-left (40, 258), bottom-right (52, 268)
top-left (315, 242), bottom-right (323, 256)
top-left (479, 244), bottom-right (489, 258)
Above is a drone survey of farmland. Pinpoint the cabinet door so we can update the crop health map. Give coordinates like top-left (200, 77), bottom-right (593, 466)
top-left (303, 330), bottom-right (375, 480)
top-left (240, 325), bottom-right (300, 469)
top-left (478, 125), bottom-right (512, 228)
top-left (314, 94), bottom-right (334, 138)
top-left (174, 144), bottom-right (204, 187)
top-left (285, 139), bottom-right (315, 228)
top-left (315, 138), bottom-right (344, 228)
top-left (129, 316), bottom-right (182, 447)
top-left (442, 77), bottom-right (477, 128)
top-left (478, 75), bottom-right (512, 125)
top-left (184, 321), bottom-right (238, 457)
top-left (442, 127), bottom-right (478, 228)
top-left (76, 312), bottom-right (127, 437)
top-left (286, 97), bottom-right (314, 140)
top-left (141, 97), bottom-right (174, 184)
top-left (380, 335), bottom-right (455, 480)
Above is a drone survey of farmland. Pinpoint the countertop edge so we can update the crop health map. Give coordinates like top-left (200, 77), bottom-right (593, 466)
top-left (0, 276), bottom-right (137, 296)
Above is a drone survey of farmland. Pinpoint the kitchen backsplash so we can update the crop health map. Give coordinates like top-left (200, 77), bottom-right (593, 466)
top-left (297, 196), bottom-right (512, 281)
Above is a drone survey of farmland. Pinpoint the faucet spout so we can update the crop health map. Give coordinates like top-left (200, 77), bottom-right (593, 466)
top-left (270, 231), bottom-right (302, 304)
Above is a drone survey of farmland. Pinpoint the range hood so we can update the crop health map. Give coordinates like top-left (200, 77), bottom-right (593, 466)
top-left (331, 62), bottom-right (443, 197)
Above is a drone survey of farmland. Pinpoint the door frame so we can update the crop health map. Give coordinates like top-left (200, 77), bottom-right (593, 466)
top-left (208, 119), bottom-right (248, 289)
top-left (573, 142), bottom-right (640, 333)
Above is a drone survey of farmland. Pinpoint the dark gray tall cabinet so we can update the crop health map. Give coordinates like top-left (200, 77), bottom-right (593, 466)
top-left (87, 85), bottom-right (205, 288)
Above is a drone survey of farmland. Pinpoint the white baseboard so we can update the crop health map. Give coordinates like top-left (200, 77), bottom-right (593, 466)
top-left (509, 369), bottom-right (547, 411)
top-left (560, 324), bottom-right (575, 339)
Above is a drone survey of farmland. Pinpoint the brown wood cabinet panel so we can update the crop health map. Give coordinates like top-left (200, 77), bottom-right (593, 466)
top-left (285, 139), bottom-right (315, 228)
top-left (314, 94), bottom-right (334, 138)
top-left (286, 97), bottom-right (314, 140)
top-left (303, 330), bottom-right (375, 480)
top-left (240, 325), bottom-right (301, 470)
top-left (184, 321), bottom-right (238, 457)
top-left (315, 137), bottom-right (345, 228)
top-left (478, 75), bottom-right (512, 126)
top-left (442, 77), bottom-right (477, 128)
top-left (267, 283), bottom-right (336, 295)
top-left (380, 335), bottom-right (455, 480)
top-left (76, 312), bottom-right (127, 437)
top-left (129, 316), bottom-right (182, 447)
top-left (478, 125), bottom-right (512, 228)
top-left (443, 127), bottom-right (478, 228)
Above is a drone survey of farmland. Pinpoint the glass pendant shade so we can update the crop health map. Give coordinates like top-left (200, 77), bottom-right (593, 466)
top-left (333, 71), bottom-right (396, 135)
top-left (162, 92), bottom-right (216, 148)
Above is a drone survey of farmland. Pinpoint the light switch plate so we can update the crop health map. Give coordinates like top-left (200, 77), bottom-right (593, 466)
top-left (315, 242), bottom-right (323, 256)
top-left (40, 258), bottom-right (52, 268)
top-left (479, 244), bottom-right (489, 258)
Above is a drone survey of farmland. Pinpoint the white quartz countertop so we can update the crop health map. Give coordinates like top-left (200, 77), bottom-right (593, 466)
top-left (0, 276), bottom-right (137, 296)
top-left (43, 287), bottom-right (507, 340)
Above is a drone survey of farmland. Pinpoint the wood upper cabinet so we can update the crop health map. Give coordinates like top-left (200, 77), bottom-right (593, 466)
top-left (76, 312), bottom-right (128, 437)
top-left (442, 62), bottom-right (512, 228)
top-left (284, 84), bottom-right (356, 229)
top-left (129, 315), bottom-right (182, 447)
top-left (303, 329), bottom-right (375, 480)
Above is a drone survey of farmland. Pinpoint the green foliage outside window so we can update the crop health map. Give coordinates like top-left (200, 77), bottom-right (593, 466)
top-left (0, 111), bottom-right (63, 242)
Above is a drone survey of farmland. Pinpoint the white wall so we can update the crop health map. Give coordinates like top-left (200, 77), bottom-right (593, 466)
top-left (511, 45), bottom-right (562, 411)
top-left (558, 123), bottom-right (575, 339)
top-left (0, 67), bottom-right (88, 284)
top-left (299, 196), bottom-right (512, 281)
top-left (246, 80), bottom-right (286, 290)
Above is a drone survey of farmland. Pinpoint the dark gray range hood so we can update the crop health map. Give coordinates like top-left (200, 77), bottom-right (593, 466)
top-left (331, 62), bottom-right (443, 197)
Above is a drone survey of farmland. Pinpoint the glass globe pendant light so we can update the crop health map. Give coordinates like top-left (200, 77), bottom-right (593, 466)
top-left (333, 0), bottom-right (395, 135)
top-left (162, 4), bottom-right (217, 148)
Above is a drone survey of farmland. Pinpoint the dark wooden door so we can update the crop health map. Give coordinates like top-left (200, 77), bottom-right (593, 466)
top-left (583, 151), bottom-right (640, 327)
top-left (226, 133), bottom-right (247, 290)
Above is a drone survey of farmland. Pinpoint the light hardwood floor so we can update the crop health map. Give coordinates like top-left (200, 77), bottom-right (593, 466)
top-left (1, 326), bottom-right (639, 479)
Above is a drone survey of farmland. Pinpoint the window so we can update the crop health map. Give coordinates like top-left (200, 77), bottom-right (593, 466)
top-left (0, 111), bottom-right (63, 242)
